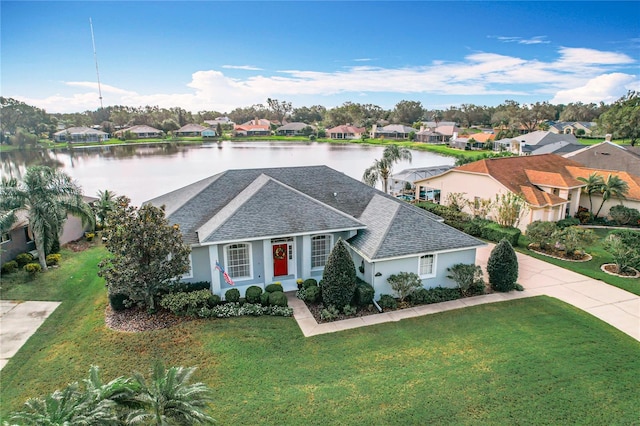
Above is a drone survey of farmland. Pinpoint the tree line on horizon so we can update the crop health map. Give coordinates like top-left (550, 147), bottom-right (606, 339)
top-left (1, 91), bottom-right (638, 145)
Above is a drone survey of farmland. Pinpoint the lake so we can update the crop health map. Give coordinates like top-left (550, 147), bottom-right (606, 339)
top-left (0, 141), bottom-right (454, 205)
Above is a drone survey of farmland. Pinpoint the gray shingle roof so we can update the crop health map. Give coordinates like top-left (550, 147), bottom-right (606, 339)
top-left (145, 165), bottom-right (479, 257)
top-left (348, 195), bottom-right (482, 260)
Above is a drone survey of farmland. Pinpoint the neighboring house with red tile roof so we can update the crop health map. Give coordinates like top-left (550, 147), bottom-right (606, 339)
top-left (565, 166), bottom-right (640, 217)
top-left (414, 154), bottom-right (587, 231)
top-left (233, 121), bottom-right (271, 137)
top-left (562, 141), bottom-right (640, 175)
top-left (326, 125), bottom-right (366, 140)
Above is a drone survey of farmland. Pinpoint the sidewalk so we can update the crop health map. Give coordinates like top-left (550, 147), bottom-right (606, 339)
top-left (0, 300), bottom-right (61, 370)
top-left (288, 245), bottom-right (640, 341)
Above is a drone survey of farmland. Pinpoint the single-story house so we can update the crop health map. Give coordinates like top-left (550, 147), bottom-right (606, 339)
top-left (53, 127), bottom-right (109, 143)
top-left (145, 166), bottom-right (484, 299)
top-left (549, 121), bottom-right (597, 136)
top-left (493, 131), bottom-right (582, 156)
top-left (275, 122), bottom-right (315, 136)
top-left (174, 124), bottom-right (216, 137)
top-left (325, 125), bottom-right (366, 140)
top-left (421, 122), bottom-right (461, 140)
top-left (414, 154), bottom-right (587, 232)
top-left (415, 128), bottom-right (445, 143)
top-left (233, 124), bottom-right (271, 137)
top-left (563, 140), bottom-right (640, 175)
top-left (370, 124), bottom-right (417, 140)
top-left (114, 125), bottom-right (162, 139)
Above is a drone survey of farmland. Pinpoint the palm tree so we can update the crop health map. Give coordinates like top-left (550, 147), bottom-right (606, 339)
top-left (9, 382), bottom-right (118, 426)
top-left (127, 363), bottom-right (215, 425)
top-left (0, 166), bottom-right (94, 270)
top-left (577, 172), bottom-right (604, 214)
top-left (362, 144), bottom-right (412, 193)
top-left (594, 174), bottom-right (629, 218)
top-left (84, 365), bottom-right (141, 423)
top-left (94, 189), bottom-right (117, 229)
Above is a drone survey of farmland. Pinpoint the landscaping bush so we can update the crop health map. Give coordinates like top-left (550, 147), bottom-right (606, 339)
top-left (265, 283), bottom-right (283, 293)
top-left (1, 260), bottom-right (19, 274)
top-left (320, 305), bottom-right (340, 321)
top-left (225, 288), bottom-right (240, 302)
top-left (160, 289), bottom-right (217, 316)
top-left (487, 239), bottom-right (518, 292)
top-left (575, 207), bottom-right (592, 224)
top-left (353, 280), bottom-right (375, 306)
top-left (463, 218), bottom-right (490, 237)
top-left (108, 293), bottom-right (131, 311)
top-left (268, 291), bottom-right (288, 307)
top-left (554, 226), bottom-right (597, 256)
top-left (24, 262), bottom-right (42, 275)
top-left (15, 253), bottom-right (34, 267)
top-left (45, 253), bottom-right (61, 266)
top-left (409, 287), bottom-right (462, 305)
top-left (260, 291), bottom-right (270, 305)
top-left (303, 278), bottom-right (318, 289)
top-left (526, 221), bottom-right (558, 249)
top-left (169, 281), bottom-right (211, 293)
top-left (343, 304), bottom-right (357, 316)
top-left (301, 285), bottom-right (320, 303)
top-left (416, 201), bottom-right (472, 231)
top-left (609, 205), bottom-right (640, 226)
top-left (481, 221), bottom-right (520, 246)
top-left (245, 285), bottom-right (263, 304)
top-left (378, 294), bottom-right (398, 310)
top-left (387, 272), bottom-right (422, 303)
top-left (609, 229), bottom-right (640, 249)
top-left (556, 217), bottom-right (580, 229)
top-left (321, 239), bottom-right (357, 309)
top-left (198, 302), bottom-right (293, 318)
top-left (446, 263), bottom-right (484, 296)
top-left (603, 234), bottom-right (640, 273)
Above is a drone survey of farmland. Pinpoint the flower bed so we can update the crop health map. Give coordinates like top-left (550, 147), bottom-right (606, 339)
top-left (600, 264), bottom-right (640, 278)
top-left (527, 244), bottom-right (592, 262)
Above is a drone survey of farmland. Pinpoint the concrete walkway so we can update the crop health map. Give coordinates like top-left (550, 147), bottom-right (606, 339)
top-left (288, 245), bottom-right (640, 341)
top-left (0, 300), bottom-right (61, 370)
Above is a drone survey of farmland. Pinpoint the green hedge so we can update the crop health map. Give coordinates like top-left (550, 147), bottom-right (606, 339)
top-left (480, 221), bottom-right (521, 246)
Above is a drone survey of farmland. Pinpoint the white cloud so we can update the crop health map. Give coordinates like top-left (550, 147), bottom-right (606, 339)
top-left (222, 65), bottom-right (263, 71)
top-left (495, 36), bottom-right (549, 45)
top-left (14, 47), bottom-right (637, 113)
top-left (550, 73), bottom-right (638, 104)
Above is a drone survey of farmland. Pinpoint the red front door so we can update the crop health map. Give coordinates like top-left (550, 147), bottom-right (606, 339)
top-left (273, 244), bottom-right (288, 276)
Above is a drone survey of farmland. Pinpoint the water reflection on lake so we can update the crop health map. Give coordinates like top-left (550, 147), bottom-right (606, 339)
top-left (1, 141), bottom-right (454, 205)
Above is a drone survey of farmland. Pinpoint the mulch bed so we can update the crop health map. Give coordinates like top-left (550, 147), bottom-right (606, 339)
top-left (601, 264), bottom-right (640, 278)
top-left (528, 244), bottom-right (591, 262)
top-left (64, 239), bottom-right (97, 252)
top-left (105, 305), bottom-right (194, 332)
top-left (305, 301), bottom-right (380, 324)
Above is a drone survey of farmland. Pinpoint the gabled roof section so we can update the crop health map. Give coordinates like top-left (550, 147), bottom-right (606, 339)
top-left (176, 124), bottom-right (209, 133)
top-left (525, 169), bottom-right (582, 188)
top-left (198, 174), bottom-right (365, 243)
top-left (566, 167), bottom-right (640, 201)
top-left (326, 125), bottom-right (365, 134)
top-left (54, 126), bottom-right (107, 136)
top-left (348, 195), bottom-right (483, 260)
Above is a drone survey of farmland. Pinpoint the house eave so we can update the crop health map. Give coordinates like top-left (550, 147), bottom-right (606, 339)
top-left (195, 225), bottom-right (367, 246)
top-left (345, 241), bottom-right (486, 263)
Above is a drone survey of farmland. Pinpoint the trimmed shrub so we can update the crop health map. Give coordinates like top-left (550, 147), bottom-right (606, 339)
top-left (321, 239), bottom-right (357, 309)
top-left (609, 205), bottom-right (640, 226)
top-left (320, 305), bottom-right (340, 321)
top-left (302, 278), bottom-right (318, 289)
top-left (303, 285), bottom-right (320, 303)
top-left (210, 294), bottom-right (222, 305)
top-left (45, 253), bottom-right (62, 266)
top-left (15, 253), bottom-right (34, 267)
top-left (387, 272), bottom-right (422, 303)
top-left (225, 288), bottom-right (240, 303)
top-left (378, 294), bottom-right (398, 310)
top-left (260, 291), bottom-right (270, 305)
top-left (265, 283), bottom-right (283, 293)
top-left (1, 260), bottom-right (19, 274)
top-left (487, 239), bottom-right (518, 292)
top-left (108, 293), bottom-right (131, 311)
top-left (526, 221), bottom-right (558, 250)
top-left (556, 217), bottom-right (580, 229)
top-left (481, 222), bottom-right (520, 246)
top-left (169, 281), bottom-right (211, 293)
top-left (160, 289), bottom-right (216, 316)
top-left (554, 226), bottom-right (597, 256)
top-left (409, 287), bottom-right (462, 305)
top-left (353, 280), bottom-right (375, 306)
top-left (24, 262), bottom-right (42, 275)
top-left (245, 285), bottom-right (263, 304)
top-left (268, 291), bottom-right (288, 307)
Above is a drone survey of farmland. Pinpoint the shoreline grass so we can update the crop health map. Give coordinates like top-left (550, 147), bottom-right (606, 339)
top-left (1, 245), bottom-right (639, 424)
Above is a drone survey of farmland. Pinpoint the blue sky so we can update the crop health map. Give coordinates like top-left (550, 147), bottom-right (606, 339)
top-left (2, 1), bottom-right (639, 113)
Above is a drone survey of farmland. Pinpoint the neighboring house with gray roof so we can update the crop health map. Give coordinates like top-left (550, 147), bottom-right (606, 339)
top-left (53, 127), bottom-right (109, 143)
top-left (563, 141), bottom-right (640, 174)
top-left (493, 131), bottom-right (582, 156)
top-left (549, 121), bottom-right (598, 136)
top-left (275, 122), bottom-right (314, 136)
top-left (174, 124), bottom-right (216, 137)
top-left (114, 125), bottom-right (162, 139)
top-left (371, 124), bottom-right (418, 140)
top-left (146, 166), bottom-right (484, 299)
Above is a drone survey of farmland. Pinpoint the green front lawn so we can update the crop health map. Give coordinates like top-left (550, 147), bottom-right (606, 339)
top-left (2, 246), bottom-right (639, 424)
top-left (518, 228), bottom-right (640, 296)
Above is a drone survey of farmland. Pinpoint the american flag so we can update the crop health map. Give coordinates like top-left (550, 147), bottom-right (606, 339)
top-left (215, 260), bottom-right (235, 286)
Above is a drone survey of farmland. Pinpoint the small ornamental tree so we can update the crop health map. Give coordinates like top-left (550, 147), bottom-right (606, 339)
top-left (554, 226), bottom-right (597, 257)
top-left (493, 192), bottom-right (528, 228)
top-left (387, 272), bottom-right (422, 303)
top-left (320, 238), bottom-right (356, 310)
top-left (98, 196), bottom-right (191, 311)
top-left (526, 221), bottom-right (558, 250)
top-left (487, 239), bottom-right (518, 292)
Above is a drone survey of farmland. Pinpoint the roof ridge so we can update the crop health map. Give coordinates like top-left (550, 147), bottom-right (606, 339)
top-left (366, 195), bottom-right (401, 259)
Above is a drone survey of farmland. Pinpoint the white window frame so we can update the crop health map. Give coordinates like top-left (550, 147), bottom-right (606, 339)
top-left (419, 254), bottom-right (436, 278)
top-left (1, 232), bottom-right (11, 244)
top-left (224, 243), bottom-right (253, 280)
top-left (311, 234), bottom-right (332, 270)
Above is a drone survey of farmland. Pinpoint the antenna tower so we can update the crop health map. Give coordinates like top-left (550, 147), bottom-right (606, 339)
top-left (89, 17), bottom-right (104, 109)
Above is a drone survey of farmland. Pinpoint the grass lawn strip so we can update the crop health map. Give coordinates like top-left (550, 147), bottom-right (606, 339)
top-left (1, 245), bottom-right (639, 424)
